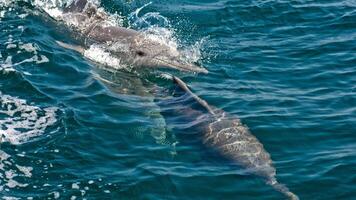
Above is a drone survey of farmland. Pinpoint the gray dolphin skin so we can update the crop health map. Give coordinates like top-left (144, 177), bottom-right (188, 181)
top-left (55, 0), bottom-right (208, 73)
top-left (172, 76), bottom-right (299, 200)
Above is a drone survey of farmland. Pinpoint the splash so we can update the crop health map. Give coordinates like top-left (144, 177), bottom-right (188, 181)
top-left (128, 2), bottom-right (205, 68)
top-left (32, 0), bottom-right (99, 24)
top-left (83, 44), bottom-right (130, 71)
top-left (0, 10), bottom-right (5, 20)
top-left (0, 38), bottom-right (50, 74)
top-left (0, 150), bottom-right (32, 195)
top-left (32, 0), bottom-right (68, 19)
top-left (0, 55), bottom-right (15, 73)
top-left (33, 0), bottom-right (123, 27)
top-left (0, 92), bottom-right (59, 145)
top-left (128, 2), bottom-right (169, 29)
top-left (0, 0), bottom-right (12, 8)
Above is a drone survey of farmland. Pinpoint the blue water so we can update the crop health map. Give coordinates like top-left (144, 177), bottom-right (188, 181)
top-left (1, 0), bottom-right (355, 199)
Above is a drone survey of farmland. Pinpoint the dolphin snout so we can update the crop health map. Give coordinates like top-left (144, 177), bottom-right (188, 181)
top-left (155, 57), bottom-right (208, 74)
top-left (167, 62), bottom-right (208, 74)
top-left (177, 63), bottom-right (209, 74)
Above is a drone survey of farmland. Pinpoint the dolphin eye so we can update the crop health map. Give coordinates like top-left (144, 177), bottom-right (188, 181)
top-left (136, 50), bottom-right (146, 56)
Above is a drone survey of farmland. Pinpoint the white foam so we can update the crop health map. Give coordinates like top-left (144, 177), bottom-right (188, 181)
top-left (1, 41), bottom-right (49, 73)
top-left (15, 165), bottom-right (33, 178)
top-left (52, 191), bottom-right (60, 199)
top-left (0, 10), bottom-right (5, 19)
top-left (6, 174), bottom-right (29, 188)
top-left (0, 150), bottom-right (32, 192)
top-left (6, 44), bottom-right (16, 49)
top-left (0, 56), bottom-right (15, 73)
top-left (0, 92), bottom-right (58, 145)
top-left (72, 182), bottom-right (80, 189)
top-left (2, 197), bottom-right (20, 200)
top-left (18, 13), bottom-right (28, 19)
top-left (105, 12), bottom-right (124, 27)
top-left (17, 25), bottom-right (24, 32)
top-left (19, 43), bottom-right (38, 53)
top-left (0, 0), bottom-right (13, 6)
top-left (14, 55), bottom-right (49, 66)
top-left (159, 72), bottom-right (173, 80)
top-left (32, 0), bottom-right (65, 19)
top-left (84, 44), bottom-right (128, 70)
top-left (36, 55), bottom-right (49, 64)
top-left (0, 150), bottom-right (11, 171)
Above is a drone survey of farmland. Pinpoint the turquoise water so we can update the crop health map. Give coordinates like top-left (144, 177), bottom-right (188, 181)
top-left (1, 0), bottom-right (355, 199)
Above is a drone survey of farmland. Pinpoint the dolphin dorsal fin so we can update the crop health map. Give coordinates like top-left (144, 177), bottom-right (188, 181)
top-left (172, 76), bottom-right (216, 116)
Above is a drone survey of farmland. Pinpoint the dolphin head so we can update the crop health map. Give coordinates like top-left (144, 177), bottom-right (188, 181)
top-left (131, 35), bottom-right (208, 73)
top-left (107, 34), bottom-right (208, 74)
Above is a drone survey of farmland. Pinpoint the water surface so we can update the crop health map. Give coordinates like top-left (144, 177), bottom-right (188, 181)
top-left (0, 0), bottom-right (355, 199)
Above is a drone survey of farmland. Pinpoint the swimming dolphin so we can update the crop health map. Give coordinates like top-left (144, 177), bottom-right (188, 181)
top-left (171, 76), bottom-right (299, 200)
top-left (51, 0), bottom-right (208, 73)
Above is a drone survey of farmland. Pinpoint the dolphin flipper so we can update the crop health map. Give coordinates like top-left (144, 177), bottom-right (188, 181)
top-left (56, 41), bottom-right (85, 54)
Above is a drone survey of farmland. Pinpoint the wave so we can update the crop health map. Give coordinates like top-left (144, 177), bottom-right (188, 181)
top-left (0, 92), bottom-right (59, 145)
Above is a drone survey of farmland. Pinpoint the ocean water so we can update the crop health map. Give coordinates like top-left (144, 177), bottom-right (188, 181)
top-left (0, 0), bottom-right (355, 199)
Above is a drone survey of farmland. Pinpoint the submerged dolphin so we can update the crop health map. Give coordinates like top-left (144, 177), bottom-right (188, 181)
top-left (51, 0), bottom-right (208, 73)
top-left (170, 76), bottom-right (299, 200)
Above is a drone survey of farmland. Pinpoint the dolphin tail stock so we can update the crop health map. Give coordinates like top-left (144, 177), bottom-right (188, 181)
top-left (56, 41), bottom-right (85, 54)
top-left (267, 178), bottom-right (299, 200)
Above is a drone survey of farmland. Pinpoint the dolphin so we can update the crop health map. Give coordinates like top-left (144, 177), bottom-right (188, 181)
top-left (50, 0), bottom-right (208, 73)
top-left (168, 76), bottom-right (299, 200)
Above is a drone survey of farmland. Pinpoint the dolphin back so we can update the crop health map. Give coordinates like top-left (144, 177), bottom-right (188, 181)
top-left (172, 76), bottom-right (298, 200)
top-left (203, 115), bottom-right (276, 178)
top-left (204, 116), bottom-right (299, 200)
